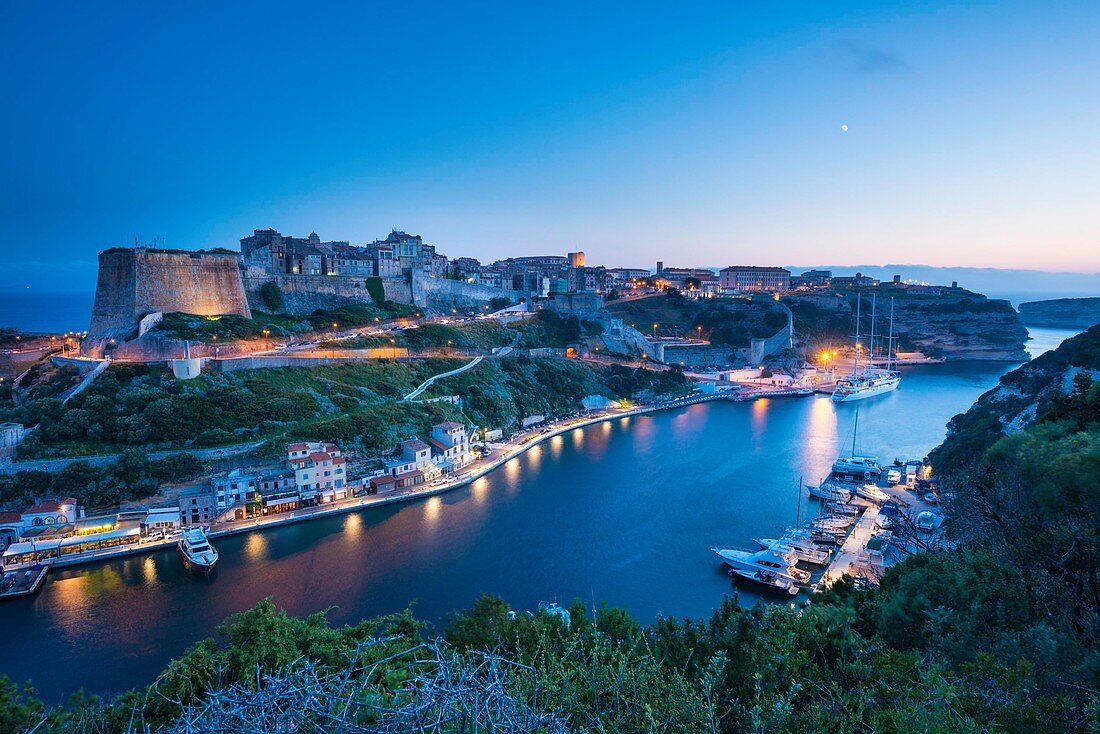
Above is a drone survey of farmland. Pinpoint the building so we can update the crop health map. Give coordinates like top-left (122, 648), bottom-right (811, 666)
top-left (568, 251), bottom-right (586, 268)
top-left (0, 422), bottom-right (25, 458)
top-left (428, 421), bottom-right (471, 473)
top-left (547, 291), bottom-right (604, 319)
top-left (719, 266), bottom-right (791, 292)
top-left (607, 268), bottom-right (651, 281)
top-left (799, 269), bottom-right (833, 286)
top-left (212, 467), bottom-right (295, 517)
top-left (179, 486), bottom-right (215, 527)
top-left (830, 272), bottom-right (880, 289)
top-left (288, 442), bottom-right (347, 505)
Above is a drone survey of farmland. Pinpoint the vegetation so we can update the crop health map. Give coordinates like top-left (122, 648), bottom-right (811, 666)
top-left (0, 450), bottom-right (207, 510)
top-left (511, 310), bottom-right (603, 348)
top-left (364, 276), bottom-right (387, 304)
top-left (151, 302), bottom-right (417, 343)
top-left (258, 280), bottom-right (284, 312)
top-left (330, 320), bottom-right (515, 352)
top-left (607, 293), bottom-right (788, 344)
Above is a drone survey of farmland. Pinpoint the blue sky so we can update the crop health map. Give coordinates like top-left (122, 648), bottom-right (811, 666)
top-left (2, 1), bottom-right (1099, 291)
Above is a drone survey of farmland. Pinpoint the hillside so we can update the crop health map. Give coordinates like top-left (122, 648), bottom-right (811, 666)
top-left (929, 323), bottom-right (1100, 476)
top-left (1018, 297), bottom-right (1100, 329)
top-left (606, 293), bottom-right (789, 344)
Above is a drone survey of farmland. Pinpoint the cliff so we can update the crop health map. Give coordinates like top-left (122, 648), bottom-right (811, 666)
top-left (786, 290), bottom-right (1029, 361)
top-left (85, 248), bottom-right (250, 355)
top-left (1018, 297), bottom-right (1100, 329)
top-left (928, 323), bottom-right (1100, 476)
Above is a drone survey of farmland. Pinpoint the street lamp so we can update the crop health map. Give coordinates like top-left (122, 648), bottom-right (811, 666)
top-left (262, 329), bottom-right (270, 351)
top-left (212, 334), bottom-right (219, 359)
top-left (651, 323), bottom-right (658, 338)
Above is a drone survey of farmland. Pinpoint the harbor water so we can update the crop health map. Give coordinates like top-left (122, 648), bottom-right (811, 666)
top-left (2, 341), bottom-right (1080, 700)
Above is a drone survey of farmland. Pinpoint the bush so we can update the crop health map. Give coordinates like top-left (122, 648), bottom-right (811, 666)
top-left (259, 280), bottom-right (285, 312)
top-left (365, 277), bottom-right (386, 304)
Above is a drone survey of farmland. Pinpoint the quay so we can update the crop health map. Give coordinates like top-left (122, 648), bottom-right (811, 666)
top-left (0, 565), bottom-right (48, 600)
top-left (10, 384), bottom-right (813, 575)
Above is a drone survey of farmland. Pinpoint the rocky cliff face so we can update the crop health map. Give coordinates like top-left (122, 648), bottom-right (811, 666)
top-left (890, 296), bottom-right (1029, 361)
top-left (786, 290), bottom-right (1029, 361)
top-left (1018, 297), bottom-right (1100, 329)
top-left (929, 324), bottom-right (1100, 475)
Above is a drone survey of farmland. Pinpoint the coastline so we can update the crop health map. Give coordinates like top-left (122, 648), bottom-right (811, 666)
top-left (38, 390), bottom-right (737, 572)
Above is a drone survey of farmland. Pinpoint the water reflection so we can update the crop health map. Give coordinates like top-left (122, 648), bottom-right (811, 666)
top-left (0, 362), bottom-right (1017, 701)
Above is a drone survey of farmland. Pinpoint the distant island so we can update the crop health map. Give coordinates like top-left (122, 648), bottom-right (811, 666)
top-left (1017, 297), bottom-right (1100, 329)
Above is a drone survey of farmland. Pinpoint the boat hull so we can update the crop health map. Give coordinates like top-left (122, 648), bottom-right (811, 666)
top-left (177, 544), bottom-right (217, 573)
top-left (831, 376), bottom-right (901, 402)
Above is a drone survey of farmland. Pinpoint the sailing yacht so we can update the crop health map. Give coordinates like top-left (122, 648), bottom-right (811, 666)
top-left (832, 408), bottom-right (881, 478)
top-left (832, 295), bottom-right (901, 402)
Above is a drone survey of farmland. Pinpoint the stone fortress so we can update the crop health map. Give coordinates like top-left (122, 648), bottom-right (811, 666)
top-left (84, 247), bottom-right (251, 356)
top-left (83, 227), bottom-right (607, 356)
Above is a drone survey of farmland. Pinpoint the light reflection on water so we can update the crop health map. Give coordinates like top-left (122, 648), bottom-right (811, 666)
top-left (1, 360), bottom-right (1043, 701)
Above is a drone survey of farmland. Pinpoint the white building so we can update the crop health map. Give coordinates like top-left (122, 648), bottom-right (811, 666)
top-left (429, 421), bottom-right (471, 473)
top-left (288, 442), bottom-right (347, 504)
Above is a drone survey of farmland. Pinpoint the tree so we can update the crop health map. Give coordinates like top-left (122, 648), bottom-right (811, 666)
top-left (489, 296), bottom-right (512, 310)
top-left (259, 280), bottom-right (284, 313)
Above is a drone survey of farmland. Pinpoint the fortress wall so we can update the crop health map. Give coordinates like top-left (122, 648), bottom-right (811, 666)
top-left (242, 274), bottom-right (415, 315)
top-left (85, 248), bottom-right (251, 355)
top-left (411, 272), bottom-right (524, 310)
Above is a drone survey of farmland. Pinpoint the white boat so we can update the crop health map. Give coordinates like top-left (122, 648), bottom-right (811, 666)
top-left (826, 501), bottom-right (861, 516)
top-left (833, 455), bottom-right (881, 476)
top-left (855, 484), bottom-right (890, 504)
top-left (886, 469), bottom-right (902, 485)
top-left (808, 514), bottom-right (854, 530)
top-left (727, 567), bottom-right (800, 596)
top-left (177, 528), bottom-right (218, 573)
top-left (832, 295), bottom-right (902, 403)
top-left (711, 547), bottom-right (811, 585)
top-left (754, 537), bottom-right (831, 566)
top-left (808, 483), bottom-right (851, 502)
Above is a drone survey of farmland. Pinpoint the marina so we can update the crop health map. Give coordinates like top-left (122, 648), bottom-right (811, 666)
top-left (0, 361), bottom-right (1019, 700)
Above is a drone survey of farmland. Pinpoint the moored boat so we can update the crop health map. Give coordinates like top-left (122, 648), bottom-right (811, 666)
top-left (808, 483), bottom-right (852, 502)
top-left (753, 537), bottom-right (831, 566)
top-left (727, 567), bottom-right (800, 596)
top-left (855, 483), bottom-right (890, 504)
top-left (711, 546), bottom-right (811, 585)
top-left (177, 528), bottom-right (218, 573)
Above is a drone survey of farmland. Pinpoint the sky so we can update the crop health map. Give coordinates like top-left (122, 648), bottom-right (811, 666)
top-left (2, 1), bottom-right (1099, 292)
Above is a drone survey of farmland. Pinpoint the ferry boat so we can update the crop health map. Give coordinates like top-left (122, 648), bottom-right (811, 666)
top-left (711, 547), bottom-right (811, 585)
top-left (177, 528), bottom-right (218, 573)
top-left (832, 295), bottom-right (901, 403)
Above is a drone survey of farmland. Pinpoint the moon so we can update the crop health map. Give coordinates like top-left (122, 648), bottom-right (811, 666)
top-left (841, 124), bottom-right (849, 132)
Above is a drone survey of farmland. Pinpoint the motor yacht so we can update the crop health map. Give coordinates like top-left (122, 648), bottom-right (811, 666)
top-left (177, 527), bottom-right (218, 573)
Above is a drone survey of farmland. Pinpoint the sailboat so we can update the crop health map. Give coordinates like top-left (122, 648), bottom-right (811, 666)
top-left (833, 407), bottom-right (881, 477)
top-left (832, 295), bottom-right (901, 402)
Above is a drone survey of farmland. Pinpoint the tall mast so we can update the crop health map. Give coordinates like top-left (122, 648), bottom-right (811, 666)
top-left (852, 407), bottom-right (859, 456)
top-left (888, 298), bottom-right (896, 371)
top-left (868, 294), bottom-right (877, 366)
top-left (852, 294), bottom-right (861, 374)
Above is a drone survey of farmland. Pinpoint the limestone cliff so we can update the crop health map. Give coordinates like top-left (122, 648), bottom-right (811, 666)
top-left (85, 248), bottom-right (250, 356)
top-left (1018, 297), bottom-right (1100, 329)
top-left (929, 323), bottom-right (1100, 476)
top-left (786, 290), bottom-right (1029, 361)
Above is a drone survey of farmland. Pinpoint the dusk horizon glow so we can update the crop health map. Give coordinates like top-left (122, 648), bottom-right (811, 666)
top-left (3, 1), bottom-right (1100, 291)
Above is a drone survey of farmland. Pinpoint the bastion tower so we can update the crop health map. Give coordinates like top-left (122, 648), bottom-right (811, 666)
top-left (83, 247), bottom-right (251, 357)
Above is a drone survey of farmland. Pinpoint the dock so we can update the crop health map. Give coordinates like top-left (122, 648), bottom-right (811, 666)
top-left (815, 502), bottom-right (883, 590)
top-left (0, 565), bottom-right (49, 600)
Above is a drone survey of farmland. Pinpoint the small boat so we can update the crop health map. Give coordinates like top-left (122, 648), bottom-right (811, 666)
top-left (833, 456), bottom-right (881, 476)
top-left (916, 511), bottom-right (937, 531)
top-left (728, 567), bottom-right (799, 596)
top-left (886, 469), bottom-right (902, 485)
top-left (712, 547), bottom-right (810, 585)
top-left (807, 515), bottom-right (854, 531)
top-left (855, 484), bottom-right (890, 504)
top-left (874, 514), bottom-right (893, 530)
top-left (787, 527), bottom-right (845, 546)
top-left (754, 537), bottom-right (831, 566)
top-left (825, 501), bottom-right (861, 516)
top-left (178, 528), bottom-right (218, 573)
top-left (923, 492), bottom-right (939, 504)
top-left (808, 483), bottom-right (851, 502)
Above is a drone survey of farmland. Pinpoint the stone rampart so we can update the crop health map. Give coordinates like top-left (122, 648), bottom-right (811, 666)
top-left (85, 248), bottom-right (250, 355)
top-left (242, 274), bottom-right (413, 315)
top-left (411, 272), bottom-right (525, 311)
